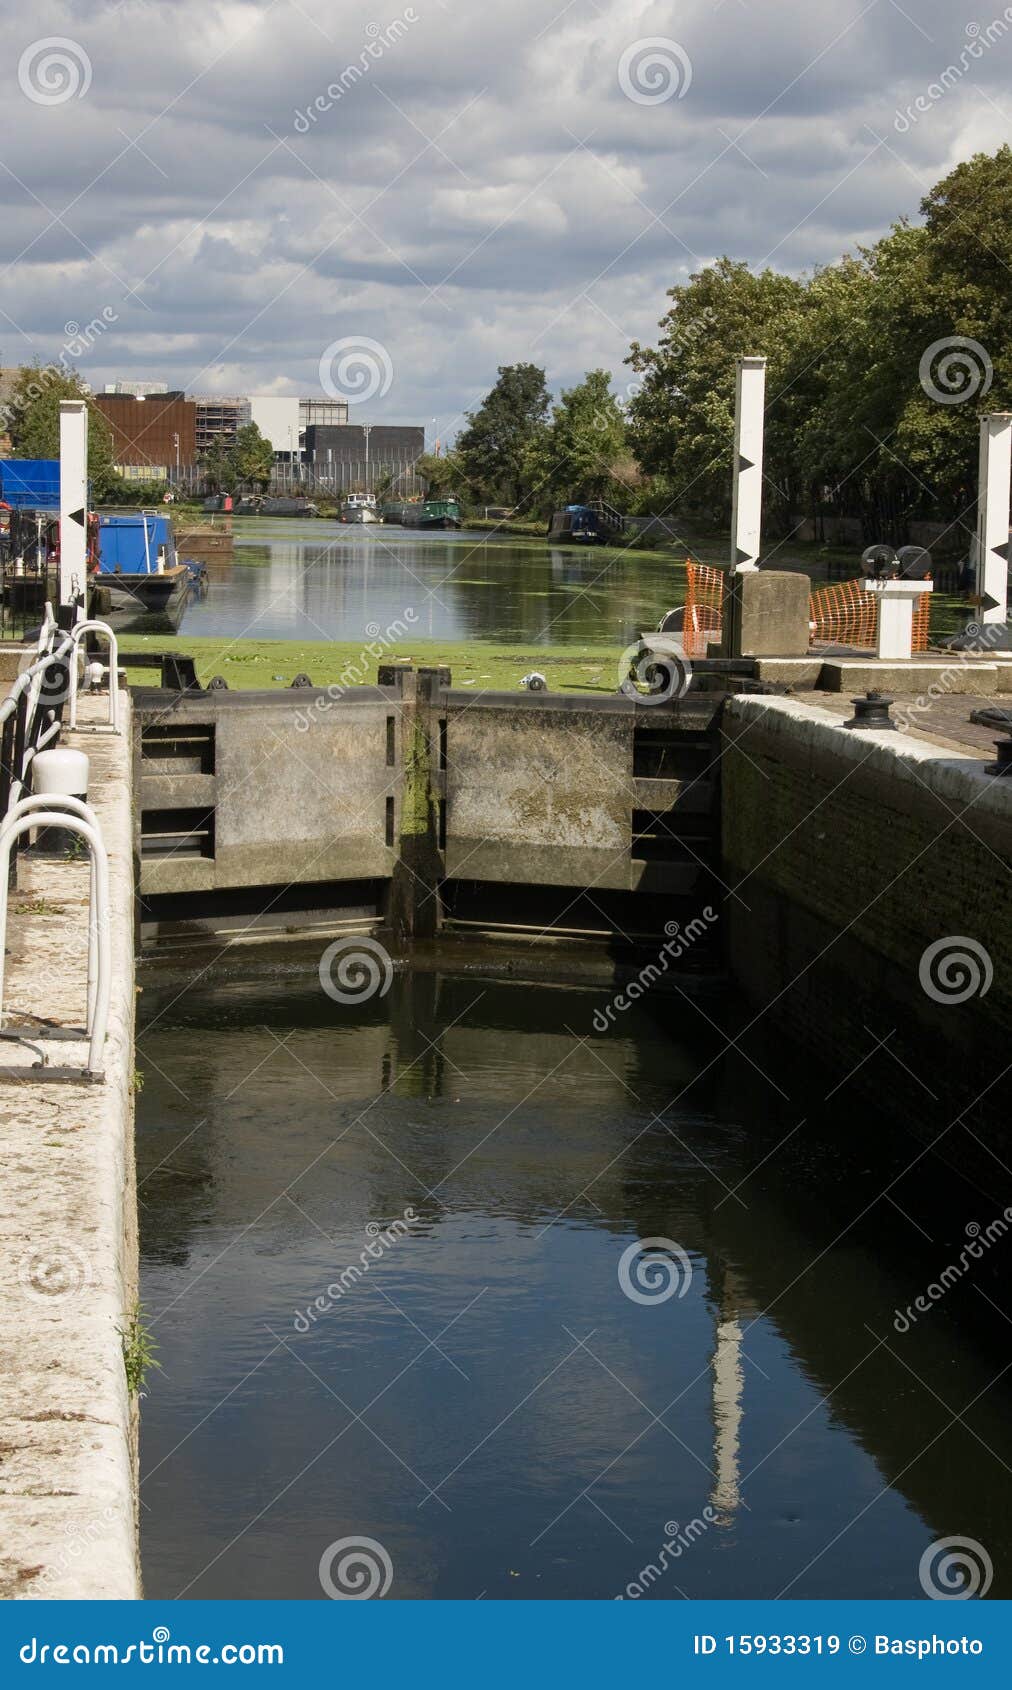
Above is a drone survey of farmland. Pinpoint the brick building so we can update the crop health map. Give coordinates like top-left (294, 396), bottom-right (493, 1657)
top-left (93, 391), bottom-right (196, 478)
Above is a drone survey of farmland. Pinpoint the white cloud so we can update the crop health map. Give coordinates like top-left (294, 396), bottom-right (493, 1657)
top-left (1, 0), bottom-right (1008, 432)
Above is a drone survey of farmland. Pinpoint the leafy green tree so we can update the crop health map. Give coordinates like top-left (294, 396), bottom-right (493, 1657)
top-left (232, 421), bottom-right (274, 489)
top-left (542, 370), bottom-right (629, 508)
top-left (198, 441), bottom-right (238, 494)
top-left (626, 259), bottom-right (809, 534)
top-left (4, 363), bottom-right (117, 496)
top-left (415, 449), bottom-right (464, 498)
top-left (456, 363), bottom-right (551, 507)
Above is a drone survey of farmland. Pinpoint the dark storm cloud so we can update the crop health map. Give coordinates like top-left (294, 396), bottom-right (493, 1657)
top-left (1, 0), bottom-right (1009, 429)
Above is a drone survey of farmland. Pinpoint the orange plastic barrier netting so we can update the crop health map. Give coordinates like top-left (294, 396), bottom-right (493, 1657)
top-left (682, 565), bottom-right (932, 657)
top-left (683, 561), bottom-right (725, 656)
top-left (809, 579), bottom-right (931, 652)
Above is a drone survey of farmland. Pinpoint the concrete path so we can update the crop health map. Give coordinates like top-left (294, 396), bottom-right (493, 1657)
top-left (0, 691), bottom-right (139, 1599)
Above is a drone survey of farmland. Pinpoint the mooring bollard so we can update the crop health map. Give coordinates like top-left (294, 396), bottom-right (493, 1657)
top-left (32, 748), bottom-right (90, 854)
top-left (843, 691), bottom-right (896, 731)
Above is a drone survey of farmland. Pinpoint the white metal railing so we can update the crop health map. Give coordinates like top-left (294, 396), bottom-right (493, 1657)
top-left (0, 796), bottom-right (111, 1079)
top-left (1, 623), bottom-right (75, 813)
top-left (68, 619), bottom-right (120, 732)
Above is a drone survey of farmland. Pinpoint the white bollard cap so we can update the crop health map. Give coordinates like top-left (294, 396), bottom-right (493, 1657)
top-left (33, 748), bottom-right (90, 798)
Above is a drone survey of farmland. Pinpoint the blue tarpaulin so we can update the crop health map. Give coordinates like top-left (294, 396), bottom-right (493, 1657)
top-left (0, 458), bottom-right (61, 509)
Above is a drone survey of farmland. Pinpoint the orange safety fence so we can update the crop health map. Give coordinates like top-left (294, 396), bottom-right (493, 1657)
top-left (682, 564), bottom-right (932, 657)
top-left (683, 561), bottom-right (725, 656)
top-left (809, 578), bottom-right (931, 652)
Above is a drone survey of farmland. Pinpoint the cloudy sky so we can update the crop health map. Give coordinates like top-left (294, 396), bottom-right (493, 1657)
top-left (1, 0), bottom-right (1008, 442)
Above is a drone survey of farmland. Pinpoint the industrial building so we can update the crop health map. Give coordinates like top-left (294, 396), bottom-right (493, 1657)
top-left (304, 422), bottom-right (424, 490)
top-left (92, 390), bottom-right (196, 480)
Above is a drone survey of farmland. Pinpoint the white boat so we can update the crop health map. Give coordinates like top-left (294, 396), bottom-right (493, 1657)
top-left (341, 493), bottom-right (379, 525)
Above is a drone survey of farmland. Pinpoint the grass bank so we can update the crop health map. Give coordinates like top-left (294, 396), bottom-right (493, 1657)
top-left (117, 634), bottom-right (626, 694)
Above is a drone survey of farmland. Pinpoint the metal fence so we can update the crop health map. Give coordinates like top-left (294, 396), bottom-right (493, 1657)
top-left (165, 457), bottom-right (425, 498)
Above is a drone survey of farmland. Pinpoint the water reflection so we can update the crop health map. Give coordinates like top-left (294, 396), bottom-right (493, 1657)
top-left (177, 520), bottom-right (680, 647)
top-left (136, 969), bottom-right (1012, 1600)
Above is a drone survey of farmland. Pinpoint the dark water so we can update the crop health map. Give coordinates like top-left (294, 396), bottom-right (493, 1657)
top-left (136, 967), bottom-right (1012, 1601)
top-left (178, 520), bottom-right (679, 647)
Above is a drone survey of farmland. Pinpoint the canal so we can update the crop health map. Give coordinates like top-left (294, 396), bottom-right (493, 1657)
top-left (136, 963), bottom-right (1012, 1600)
top-left (179, 520), bottom-right (682, 647)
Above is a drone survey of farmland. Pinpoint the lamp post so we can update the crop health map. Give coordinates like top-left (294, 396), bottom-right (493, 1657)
top-left (363, 424), bottom-right (372, 493)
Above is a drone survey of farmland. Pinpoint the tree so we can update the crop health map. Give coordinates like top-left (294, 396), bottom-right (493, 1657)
top-left (232, 421), bottom-right (274, 489)
top-left (198, 441), bottom-right (238, 494)
top-left (456, 363), bottom-right (551, 507)
top-left (626, 259), bottom-right (809, 534)
top-left (542, 370), bottom-right (629, 509)
top-left (4, 363), bottom-right (117, 497)
top-left (415, 449), bottom-right (464, 498)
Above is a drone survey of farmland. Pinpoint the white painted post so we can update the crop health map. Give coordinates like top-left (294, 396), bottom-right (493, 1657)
top-left (59, 400), bottom-right (89, 609)
top-left (863, 579), bottom-right (933, 660)
top-left (730, 356), bottom-right (766, 574)
top-left (974, 412), bottom-right (1011, 628)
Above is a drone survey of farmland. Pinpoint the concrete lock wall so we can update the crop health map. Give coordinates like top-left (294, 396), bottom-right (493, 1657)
top-left (721, 695), bottom-right (1012, 1167)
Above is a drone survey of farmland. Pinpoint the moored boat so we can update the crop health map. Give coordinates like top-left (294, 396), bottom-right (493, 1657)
top-left (341, 493), bottom-right (379, 525)
top-left (402, 498), bottom-right (462, 530)
top-left (92, 511), bottom-right (194, 616)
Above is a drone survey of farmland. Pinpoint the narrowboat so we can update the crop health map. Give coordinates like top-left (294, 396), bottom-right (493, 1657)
top-left (380, 500), bottom-right (408, 524)
top-left (548, 504), bottom-right (608, 544)
top-left (402, 498), bottom-right (462, 530)
top-left (92, 511), bottom-right (194, 615)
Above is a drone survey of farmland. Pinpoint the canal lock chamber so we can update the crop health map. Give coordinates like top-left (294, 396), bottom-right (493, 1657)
top-left (131, 664), bottom-right (1012, 1599)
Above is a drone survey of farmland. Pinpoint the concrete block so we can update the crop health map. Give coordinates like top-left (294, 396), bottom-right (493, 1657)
top-left (721, 570), bottom-right (810, 657)
top-left (819, 659), bottom-right (1001, 696)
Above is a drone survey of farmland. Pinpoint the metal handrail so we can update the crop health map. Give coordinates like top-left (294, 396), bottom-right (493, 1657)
top-left (1, 794), bottom-right (102, 1033)
top-left (0, 625), bottom-right (75, 816)
top-left (0, 806), bottom-right (111, 1078)
top-left (68, 619), bottom-right (120, 732)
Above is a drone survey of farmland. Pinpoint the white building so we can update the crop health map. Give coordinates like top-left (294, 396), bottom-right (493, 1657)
top-left (241, 396), bottom-right (301, 456)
